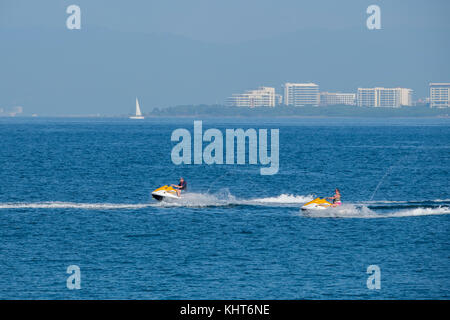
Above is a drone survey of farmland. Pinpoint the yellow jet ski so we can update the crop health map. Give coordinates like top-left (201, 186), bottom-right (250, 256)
top-left (151, 185), bottom-right (180, 201)
top-left (301, 198), bottom-right (332, 210)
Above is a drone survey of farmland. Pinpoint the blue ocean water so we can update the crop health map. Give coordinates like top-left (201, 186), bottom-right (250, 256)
top-left (0, 117), bottom-right (449, 299)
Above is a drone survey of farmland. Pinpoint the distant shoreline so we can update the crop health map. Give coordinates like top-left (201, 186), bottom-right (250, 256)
top-left (148, 105), bottom-right (450, 118)
top-left (2, 105), bottom-right (450, 119)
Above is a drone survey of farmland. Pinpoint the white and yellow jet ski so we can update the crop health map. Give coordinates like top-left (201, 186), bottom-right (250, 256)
top-left (151, 185), bottom-right (180, 201)
top-left (301, 198), bottom-right (332, 210)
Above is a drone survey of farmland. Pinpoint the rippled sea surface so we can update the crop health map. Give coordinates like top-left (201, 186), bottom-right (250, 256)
top-left (0, 117), bottom-right (449, 299)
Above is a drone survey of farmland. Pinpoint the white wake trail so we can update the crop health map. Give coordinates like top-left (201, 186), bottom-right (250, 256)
top-left (301, 204), bottom-right (450, 219)
top-left (385, 206), bottom-right (450, 218)
top-left (0, 193), bottom-right (316, 210)
top-left (0, 202), bottom-right (152, 210)
top-left (251, 194), bottom-right (314, 204)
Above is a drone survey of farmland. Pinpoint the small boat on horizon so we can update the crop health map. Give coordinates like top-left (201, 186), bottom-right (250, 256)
top-left (129, 97), bottom-right (144, 119)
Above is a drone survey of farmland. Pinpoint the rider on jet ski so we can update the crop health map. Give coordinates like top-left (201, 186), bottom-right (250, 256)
top-left (171, 177), bottom-right (187, 197)
top-left (327, 188), bottom-right (342, 207)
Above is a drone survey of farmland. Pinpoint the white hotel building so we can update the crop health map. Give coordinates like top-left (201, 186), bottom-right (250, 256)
top-left (320, 92), bottom-right (356, 106)
top-left (429, 83), bottom-right (450, 108)
top-left (284, 83), bottom-right (320, 106)
top-left (226, 86), bottom-right (279, 108)
top-left (357, 87), bottom-right (413, 107)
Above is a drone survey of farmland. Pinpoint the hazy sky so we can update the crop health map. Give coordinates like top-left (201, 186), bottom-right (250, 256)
top-left (1, 0), bottom-right (449, 115)
top-left (2, 0), bottom-right (449, 42)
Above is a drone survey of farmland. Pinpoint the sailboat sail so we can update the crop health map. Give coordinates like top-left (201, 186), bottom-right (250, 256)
top-left (135, 98), bottom-right (142, 116)
top-left (130, 97), bottom-right (144, 119)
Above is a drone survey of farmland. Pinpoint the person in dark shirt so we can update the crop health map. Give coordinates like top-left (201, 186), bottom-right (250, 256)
top-left (171, 177), bottom-right (187, 197)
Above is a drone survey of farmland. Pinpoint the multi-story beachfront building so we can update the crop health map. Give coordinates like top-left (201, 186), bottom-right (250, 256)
top-left (320, 92), bottom-right (356, 106)
top-left (357, 88), bottom-right (377, 107)
top-left (226, 86), bottom-right (278, 108)
top-left (357, 87), bottom-right (412, 107)
top-left (429, 83), bottom-right (450, 108)
top-left (284, 83), bottom-right (320, 106)
top-left (398, 88), bottom-right (413, 106)
top-left (276, 94), bottom-right (283, 106)
top-left (378, 88), bottom-right (401, 107)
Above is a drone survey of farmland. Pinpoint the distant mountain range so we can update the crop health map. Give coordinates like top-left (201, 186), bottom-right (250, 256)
top-left (1, 27), bottom-right (449, 115)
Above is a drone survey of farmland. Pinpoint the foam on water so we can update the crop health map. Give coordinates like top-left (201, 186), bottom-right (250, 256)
top-left (155, 192), bottom-right (237, 208)
top-left (0, 192), bottom-right (314, 210)
top-left (1, 195), bottom-right (449, 219)
top-left (384, 206), bottom-right (450, 218)
top-left (251, 194), bottom-right (314, 204)
top-left (362, 199), bottom-right (450, 205)
top-left (301, 204), bottom-right (450, 219)
top-left (0, 201), bottom-right (152, 210)
top-left (156, 192), bottom-right (316, 208)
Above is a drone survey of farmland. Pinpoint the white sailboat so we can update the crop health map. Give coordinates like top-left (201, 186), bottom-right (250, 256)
top-left (129, 97), bottom-right (144, 119)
